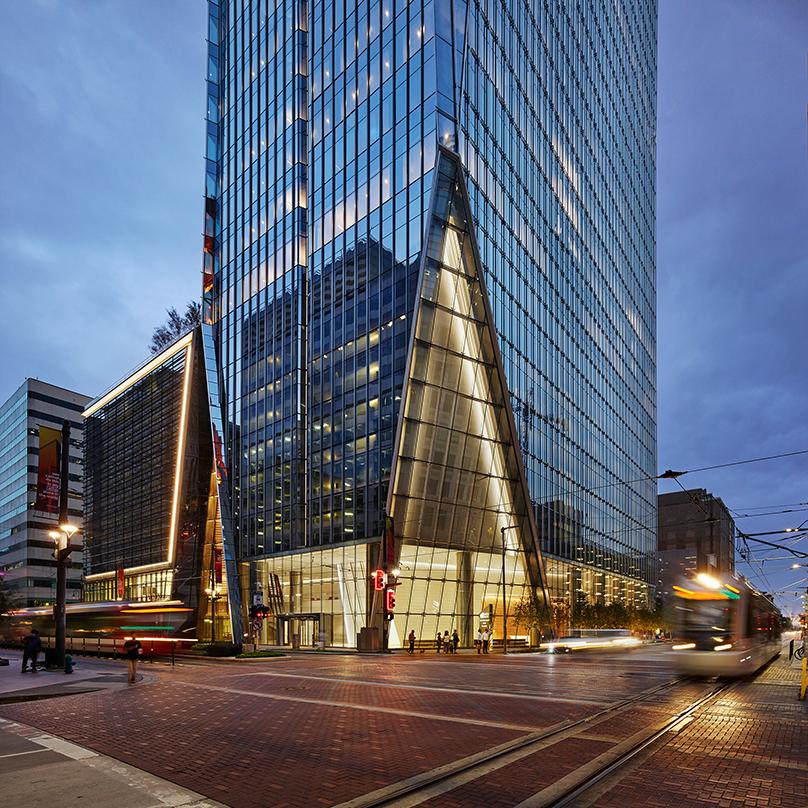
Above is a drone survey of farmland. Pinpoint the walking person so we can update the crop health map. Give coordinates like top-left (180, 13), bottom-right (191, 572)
top-left (482, 628), bottom-right (490, 654)
top-left (436, 631), bottom-right (443, 653)
top-left (476, 627), bottom-right (483, 654)
top-left (21, 629), bottom-right (42, 673)
top-left (452, 629), bottom-right (460, 654)
top-left (408, 629), bottom-right (416, 655)
top-left (123, 634), bottom-right (142, 684)
top-left (442, 630), bottom-right (451, 654)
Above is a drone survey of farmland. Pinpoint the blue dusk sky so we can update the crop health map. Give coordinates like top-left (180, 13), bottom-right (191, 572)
top-left (1, 2), bottom-right (806, 613)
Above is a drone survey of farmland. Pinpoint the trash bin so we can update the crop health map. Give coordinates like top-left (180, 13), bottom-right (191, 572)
top-left (44, 648), bottom-right (58, 669)
top-left (291, 633), bottom-right (300, 650)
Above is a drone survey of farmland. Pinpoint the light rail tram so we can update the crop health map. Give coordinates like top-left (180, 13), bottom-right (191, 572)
top-left (671, 572), bottom-right (781, 677)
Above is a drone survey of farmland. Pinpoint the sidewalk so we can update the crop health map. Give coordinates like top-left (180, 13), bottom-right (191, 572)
top-left (0, 716), bottom-right (225, 808)
top-left (0, 649), bottom-right (144, 704)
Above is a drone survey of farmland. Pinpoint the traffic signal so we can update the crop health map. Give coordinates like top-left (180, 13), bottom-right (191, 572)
top-left (373, 569), bottom-right (386, 590)
top-left (386, 588), bottom-right (395, 612)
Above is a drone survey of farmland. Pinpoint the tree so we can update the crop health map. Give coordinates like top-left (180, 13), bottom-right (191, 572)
top-left (149, 301), bottom-right (202, 354)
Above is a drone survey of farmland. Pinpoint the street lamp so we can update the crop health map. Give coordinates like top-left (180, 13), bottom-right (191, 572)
top-left (205, 585), bottom-right (223, 643)
top-left (49, 522), bottom-right (80, 669)
top-left (500, 524), bottom-right (518, 655)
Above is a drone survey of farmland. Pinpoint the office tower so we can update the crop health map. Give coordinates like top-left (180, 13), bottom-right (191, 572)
top-left (0, 380), bottom-right (90, 608)
top-left (657, 490), bottom-right (736, 605)
top-left (82, 330), bottom-right (223, 637)
top-left (200, 0), bottom-right (657, 646)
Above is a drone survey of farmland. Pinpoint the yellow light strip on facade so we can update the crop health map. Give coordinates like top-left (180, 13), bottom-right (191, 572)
top-left (83, 331), bottom-right (193, 578)
top-left (85, 562), bottom-right (173, 581)
top-left (167, 343), bottom-right (194, 566)
top-left (83, 332), bottom-right (193, 418)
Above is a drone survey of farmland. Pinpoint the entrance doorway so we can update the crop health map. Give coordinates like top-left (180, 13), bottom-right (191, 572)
top-left (276, 613), bottom-right (322, 648)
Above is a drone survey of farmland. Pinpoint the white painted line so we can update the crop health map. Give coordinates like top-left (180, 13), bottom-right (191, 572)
top-left (30, 734), bottom-right (97, 760)
top-left (0, 748), bottom-right (49, 760)
top-left (239, 670), bottom-right (612, 707)
top-left (174, 681), bottom-right (542, 732)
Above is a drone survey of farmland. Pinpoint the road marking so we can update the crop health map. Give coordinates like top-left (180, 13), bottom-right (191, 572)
top-left (30, 734), bottom-right (97, 760)
top-left (172, 680), bottom-right (555, 732)
top-left (0, 748), bottom-right (49, 760)
top-left (238, 671), bottom-right (613, 706)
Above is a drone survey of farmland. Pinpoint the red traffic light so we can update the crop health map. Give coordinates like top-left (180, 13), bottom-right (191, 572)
top-left (373, 569), bottom-right (386, 590)
top-left (386, 588), bottom-right (395, 612)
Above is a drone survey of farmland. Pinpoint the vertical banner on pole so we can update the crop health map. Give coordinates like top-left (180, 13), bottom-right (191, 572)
top-left (214, 546), bottom-right (223, 584)
top-left (116, 568), bottom-right (125, 599)
top-left (35, 426), bottom-right (62, 514)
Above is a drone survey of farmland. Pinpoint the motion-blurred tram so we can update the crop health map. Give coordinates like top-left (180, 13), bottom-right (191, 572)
top-left (671, 573), bottom-right (781, 677)
top-left (0, 600), bottom-right (196, 655)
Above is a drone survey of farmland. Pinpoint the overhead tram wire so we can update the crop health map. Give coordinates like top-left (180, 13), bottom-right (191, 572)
top-left (529, 448), bottom-right (808, 509)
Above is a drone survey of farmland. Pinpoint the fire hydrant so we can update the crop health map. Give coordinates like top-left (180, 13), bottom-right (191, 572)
top-left (64, 654), bottom-right (74, 674)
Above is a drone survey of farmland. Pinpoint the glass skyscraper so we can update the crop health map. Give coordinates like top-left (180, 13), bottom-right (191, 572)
top-left (201, 0), bottom-right (656, 647)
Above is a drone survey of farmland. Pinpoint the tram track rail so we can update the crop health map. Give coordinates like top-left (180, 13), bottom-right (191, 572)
top-left (541, 681), bottom-right (734, 807)
top-left (335, 676), bottom-right (712, 808)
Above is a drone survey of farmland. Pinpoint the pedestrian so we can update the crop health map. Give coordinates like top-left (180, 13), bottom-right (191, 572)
top-left (482, 628), bottom-right (490, 654)
top-left (123, 634), bottom-right (142, 684)
top-left (476, 627), bottom-right (483, 654)
top-left (408, 629), bottom-right (416, 655)
top-left (452, 629), bottom-right (460, 654)
top-left (443, 630), bottom-right (451, 654)
top-left (436, 631), bottom-right (443, 653)
top-left (21, 629), bottom-right (42, 673)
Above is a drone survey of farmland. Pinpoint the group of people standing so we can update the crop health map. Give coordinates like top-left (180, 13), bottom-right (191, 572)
top-left (435, 629), bottom-right (460, 654)
top-left (475, 627), bottom-right (492, 654)
top-left (405, 628), bottom-right (493, 655)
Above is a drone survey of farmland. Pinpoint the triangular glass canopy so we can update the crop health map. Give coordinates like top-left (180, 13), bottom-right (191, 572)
top-left (387, 150), bottom-right (549, 644)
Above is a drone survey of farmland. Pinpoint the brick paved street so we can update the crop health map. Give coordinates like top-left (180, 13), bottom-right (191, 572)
top-left (0, 646), bottom-right (804, 808)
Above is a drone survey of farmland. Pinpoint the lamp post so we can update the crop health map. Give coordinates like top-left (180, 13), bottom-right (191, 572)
top-left (49, 522), bottom-right (78, 669)
top-left (205, 585), bottom-right (222, 643)
top-left (500, 524), bottom-right (518, 655)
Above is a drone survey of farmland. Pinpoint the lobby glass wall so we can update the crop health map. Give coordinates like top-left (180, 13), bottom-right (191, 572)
top-left (251, 543), bottom-right (370, 647)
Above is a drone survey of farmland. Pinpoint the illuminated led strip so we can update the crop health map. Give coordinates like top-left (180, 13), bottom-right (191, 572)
top-left (167, 341), bottom-right (194, 565)
top-left (83, 332), bottom-right (194, 576)
top-left (83, 332), bottom-right (193, 418)
top-left (85, 562), bottom-right (172, 581)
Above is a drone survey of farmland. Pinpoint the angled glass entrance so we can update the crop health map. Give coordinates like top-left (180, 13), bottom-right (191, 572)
top-left (387, 152), bottom-right (550, 647)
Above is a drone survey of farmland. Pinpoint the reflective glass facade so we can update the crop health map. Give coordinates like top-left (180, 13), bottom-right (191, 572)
top-left (204, 0), bottom-right (656, 646)
top-left (83, 331), bottom-right (213, 634)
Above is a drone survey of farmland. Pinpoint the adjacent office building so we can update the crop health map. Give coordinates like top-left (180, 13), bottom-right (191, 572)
top-left (656, 489), bottom-right (736, 604)
top-left (0, 380), bottom-right (90, 608)
top-left (82, 329), bottom-right (226, 639)
top-left (200, 0), bottom-right (657, 645)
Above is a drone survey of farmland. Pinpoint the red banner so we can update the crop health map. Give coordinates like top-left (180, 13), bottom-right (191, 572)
top-left (116, 568), bottom-right (125, 599)
top-left (35, 426), bottom-right (62, 513)
top-left (214, 546), bottom-right (223, 584)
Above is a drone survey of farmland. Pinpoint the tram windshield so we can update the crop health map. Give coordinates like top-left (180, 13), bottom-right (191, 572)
top-left (680, 600), bottom-right (732, 636)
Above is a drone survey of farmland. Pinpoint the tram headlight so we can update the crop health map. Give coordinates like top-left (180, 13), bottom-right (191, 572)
top-left (696, 572), bottom-right (723, 590)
